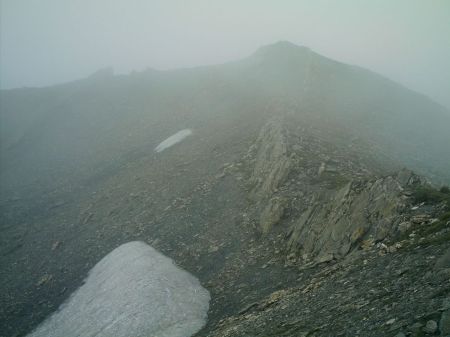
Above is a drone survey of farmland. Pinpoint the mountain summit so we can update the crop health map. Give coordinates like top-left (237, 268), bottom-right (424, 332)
top-left (252, 40), bottom-right (311, 58)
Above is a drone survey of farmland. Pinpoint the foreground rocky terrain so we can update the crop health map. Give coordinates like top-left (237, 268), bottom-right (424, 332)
top-left (1, 42), bottom-right (450, 336)
top-left (205, 196), bottom-right (450, 337)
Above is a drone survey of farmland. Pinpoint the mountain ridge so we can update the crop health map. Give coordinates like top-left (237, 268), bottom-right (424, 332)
top-left (1, 41), bottom-right (450, 337)
top-left (3, 41), bottom-right (448, 112)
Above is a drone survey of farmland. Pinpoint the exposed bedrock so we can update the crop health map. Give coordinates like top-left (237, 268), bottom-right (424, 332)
top-left (286, 171), bottom-right (422, 262)
top-left (246, 118), bottom-right (291, 233)
top-left (245, 118), bottom-right (424, 262)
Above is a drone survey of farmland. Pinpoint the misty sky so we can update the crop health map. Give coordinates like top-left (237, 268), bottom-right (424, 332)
top-left (1, 0), bottom-right (450, 108)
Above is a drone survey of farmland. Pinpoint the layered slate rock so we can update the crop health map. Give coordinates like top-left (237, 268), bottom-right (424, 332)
top-left (287, 169), bottom-right (425, 262)
top-left (287, 175), bottom-right (409, 261)
top-left (247, 118), bottom-right (291, 233)
top-left (244, 115), bottom-right (427, 263)
top-left (27, 241), bottom-right (210, 337)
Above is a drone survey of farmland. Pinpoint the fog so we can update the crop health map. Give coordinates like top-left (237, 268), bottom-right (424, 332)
top-left (2, 2), bottom-right (450, 337)
top-left (1, 0), bottom-right (450, 108)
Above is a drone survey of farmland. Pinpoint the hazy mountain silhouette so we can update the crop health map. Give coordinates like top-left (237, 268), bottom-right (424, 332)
top-left (1, 41), bottom-right (449, 196)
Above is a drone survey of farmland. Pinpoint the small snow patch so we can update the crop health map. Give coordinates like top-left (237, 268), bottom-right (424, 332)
top-left (155, 129), bottom-right (192, 152)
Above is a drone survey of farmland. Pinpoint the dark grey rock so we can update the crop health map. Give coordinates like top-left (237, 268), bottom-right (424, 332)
top-left (435, 268), bottom-right (450, 283)
top-left (408, 322), bottom-right (424, 333)
top-left (435, 248), bottom-right (450, 269)
top-left (422, 320), bottom-right (437, 334)
top-left (441, 310), bottom-right (450, 336)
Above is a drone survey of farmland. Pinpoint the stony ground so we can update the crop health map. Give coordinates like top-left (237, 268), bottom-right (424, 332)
top-left (203, 234), bottom-right (450, 337)
top-left (1, 116), bottom-right (449, 337)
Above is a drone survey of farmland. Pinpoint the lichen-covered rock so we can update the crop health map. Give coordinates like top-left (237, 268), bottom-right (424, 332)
top-left (244, 119), bottom-right (427, 261)
top-left (248, 118), bottom-right (291, 200)
top-left (247, 118), bottom-right (291, 232)
top-left (287, 175), bottom-right (409, 261)
top-left (259, 196), bottom-right (286, 234)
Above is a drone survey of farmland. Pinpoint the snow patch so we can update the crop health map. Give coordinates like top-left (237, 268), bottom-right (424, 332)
top-left (27, 241), bottom-right (210, 337)
top-left (155, 129), bottom-right (192, 152)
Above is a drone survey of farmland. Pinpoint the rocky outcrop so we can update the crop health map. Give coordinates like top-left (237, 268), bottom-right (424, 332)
top-left (287, 170), bottom-right (422, 262)
top-left (259, 196), bottom-right (287, 234)
top-left (206, 234), bottom-right (450, 337)
top-left (248, 118), bottom-right (291, 201)
top-left (246, 118), bottom-right (291, 233)
top-left (245, 116), bottom-right (426, 261)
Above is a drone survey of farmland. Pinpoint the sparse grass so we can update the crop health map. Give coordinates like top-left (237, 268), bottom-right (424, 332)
top-left (400, 218), bottom-right (450, 249)
top-left (403, 185), bottom-right (450, 246)
top-left (440, 211), bottom-right (450, 222)
top-left (419, 228), bottom-right (450, 246)
top-left (420, 220), bottom-right (449, 237)
top-left (412, 186), bottom-right (450, 208)
top-left (440, 186), bottom-right (450, 194)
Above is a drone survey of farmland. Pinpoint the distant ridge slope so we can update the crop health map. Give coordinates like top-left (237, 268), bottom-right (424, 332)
top-left (1, 41), bottom-right (449, 195)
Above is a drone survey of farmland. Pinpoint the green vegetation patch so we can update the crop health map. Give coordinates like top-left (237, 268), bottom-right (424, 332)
top-left (412, 186), bottom-right (450, 208)
top-left (440, 186), bottom-right (450, 194)
top-left (440, 211), bottom-right (450, 222)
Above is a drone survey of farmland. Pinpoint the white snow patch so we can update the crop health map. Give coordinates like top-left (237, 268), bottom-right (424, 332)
top-left (27, 241), bottom-right (210, 337)
top-left (155, 129), bottom-right (192, 153)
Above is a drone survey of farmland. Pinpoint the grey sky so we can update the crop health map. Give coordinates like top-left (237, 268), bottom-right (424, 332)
top-left (1, 0), bottom-right (449, 108)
